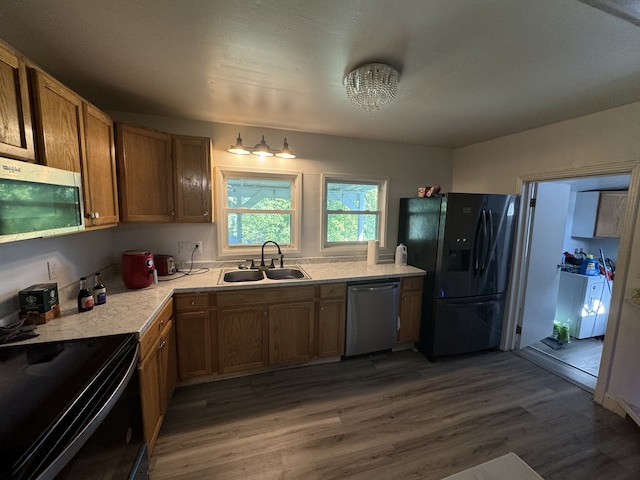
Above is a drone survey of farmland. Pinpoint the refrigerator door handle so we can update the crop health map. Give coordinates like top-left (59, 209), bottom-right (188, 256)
top-left (473, 209), bottom-right (487, 277)
top-left (480, 209), bottom-right (494, 274)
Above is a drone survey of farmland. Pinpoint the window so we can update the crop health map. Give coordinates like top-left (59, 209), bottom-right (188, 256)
top-left (322, 174), bottom-right (388, 250)
top-left (216, 168), bottom-right (302, 255)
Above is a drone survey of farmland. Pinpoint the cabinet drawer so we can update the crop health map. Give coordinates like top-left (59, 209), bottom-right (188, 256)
top-left (140, 298), bottom-right (173, 359)
top-left (217, 286), bottom-right (315, 307)
top-left (174, 292), bottom-right (211, 311)
top-left (319, 283), bottom-right (346, 299)
top-left (401, 276), bottom-right (424, 291)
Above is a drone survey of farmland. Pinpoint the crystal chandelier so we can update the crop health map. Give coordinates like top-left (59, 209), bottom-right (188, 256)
top-left (344, 63), bottom-right (400, 113)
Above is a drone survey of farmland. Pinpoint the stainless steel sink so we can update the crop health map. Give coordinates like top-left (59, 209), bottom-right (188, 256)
top-left (222, 270), bottom-right (264, 282)
top-left (265, 268), bottom-right (308, 280)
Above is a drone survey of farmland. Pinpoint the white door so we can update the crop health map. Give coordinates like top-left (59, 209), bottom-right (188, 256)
top-left (517, 182), bottom-right (571, 348)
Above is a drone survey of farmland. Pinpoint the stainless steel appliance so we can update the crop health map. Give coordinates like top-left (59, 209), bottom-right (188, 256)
top-left (0, 333), bottom-right (148, 480)
top-left (155, 254), bottom-right (176, 276)
top-left (398, 193), bottom-right (520, 359)
top-left (0, 157), bottom-right (85, 244)
top-left (345, 280), bottom-right (400, 357)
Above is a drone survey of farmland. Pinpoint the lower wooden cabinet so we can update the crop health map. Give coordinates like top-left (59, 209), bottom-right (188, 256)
top-left (268, 302), bottom-right (315, 365)
top-left (174, 293), bottom-right (215, 380)
top-left (397, 276), bottom-right (424, 345)
top-left (218, 306), bottom-right (268, 374)
top-left (138, 299), bottom-right (176, 454)
top-left (317, 283), bottom-right (346, 358)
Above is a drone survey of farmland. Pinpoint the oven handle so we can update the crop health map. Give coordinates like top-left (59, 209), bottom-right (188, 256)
top-left (33, 340), bottom-right (140, 480)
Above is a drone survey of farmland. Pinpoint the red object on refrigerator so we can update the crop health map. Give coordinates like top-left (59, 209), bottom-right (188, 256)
top-left (121, 251), bottom-right (156, 289)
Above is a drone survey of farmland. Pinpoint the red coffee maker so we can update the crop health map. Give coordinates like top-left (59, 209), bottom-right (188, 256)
top-left (121, 251), bottom-right (157, 289)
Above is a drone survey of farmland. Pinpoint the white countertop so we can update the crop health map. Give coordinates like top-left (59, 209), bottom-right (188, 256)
top-left (7, 261), bottom-right (425, 346)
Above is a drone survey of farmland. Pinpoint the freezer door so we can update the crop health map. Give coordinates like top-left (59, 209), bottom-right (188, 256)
top-left (420, 293), bottom-right (506, 358)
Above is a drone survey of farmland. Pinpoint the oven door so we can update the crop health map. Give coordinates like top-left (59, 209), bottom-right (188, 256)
top-left (0, 334), bottom-right (148, 480)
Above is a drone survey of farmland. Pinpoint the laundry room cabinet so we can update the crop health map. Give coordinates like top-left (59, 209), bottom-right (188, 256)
top-left (571, 191), bottom-right (627, 238)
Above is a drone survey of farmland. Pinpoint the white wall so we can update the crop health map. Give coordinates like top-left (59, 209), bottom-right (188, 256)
top-left (451, 101), bottom-right (640, 413)
top-left (0, 116), bottom-right (452, 323)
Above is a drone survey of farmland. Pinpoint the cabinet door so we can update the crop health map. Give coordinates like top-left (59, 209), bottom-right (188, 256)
top-left (218, 306), bottom-right (267, 374)
top-left (268, 302), bottom-right (315, 365)
top-left (82, 104), bottom-right (118, 227)
top-left (176, 309), bottom-right (215, 379)
top-left (30, 69), bottom-right (85, 172)
top-left (0, 43), bottom-right (34, 161)
top-left (318, 299), bottom-right (345, 357)
top-left (115, 123), bottom-right (173, 222)
top-left (595, 192), bottom-right (627, 237)
top-left (138, 338), bottom-right (162, 453)
top-left (159, 319), bottom-right (177, 413)
top-left (398, 290), bottom-right (422, 344)
top-left (172, 134), bottom-right (212, 223)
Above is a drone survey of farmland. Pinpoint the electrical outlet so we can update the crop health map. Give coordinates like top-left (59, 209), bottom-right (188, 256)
top-left (178, 241), bottom-right (203, 255)
top-left (47, 260), bottom-right (58, 280)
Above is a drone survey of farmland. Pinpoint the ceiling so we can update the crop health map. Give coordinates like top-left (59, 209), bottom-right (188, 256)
top-left (1, 0), bottom-right (640, 149)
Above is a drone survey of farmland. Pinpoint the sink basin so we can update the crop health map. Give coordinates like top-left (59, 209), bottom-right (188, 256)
top-left (265, 268), bottom-right (307, 280)
top-left (223, 270), bottom-right (264, 282)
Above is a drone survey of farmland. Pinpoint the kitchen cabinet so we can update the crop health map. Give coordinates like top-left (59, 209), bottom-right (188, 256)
top-left (269, 301), bottom-right (315, 365)
top-left (81, 104), bottom-right (119, 227)
top-left (172, 134), bottom-right (213, 223)
top-left (317, 283), bottom-right (346, 357)
top-left (397, 276), bottom-right (424, 345)
top-left (138, 299), bottom-right (176, 454)
top-left (572, 190), bottom-right (627, 238)
top-left (216, 285), bottom-right (316, 372)
top-left (217, 305), bottom-right (268, 374)
top-left (0, 42), bottom-right (35, 161)
top-left (115, 123), bottom-right (174, 222)
top-left (29, 68), bottom-right (85, 173)
top-left (174, 292), bottom-right (217, 379)
top-left (115, 123), bottom-right (213, 223)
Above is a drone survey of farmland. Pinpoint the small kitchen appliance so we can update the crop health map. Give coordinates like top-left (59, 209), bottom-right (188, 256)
top-left (155, 254), bottom-right (177, 276)
top-left (121, 251), bottom-right (157, 289)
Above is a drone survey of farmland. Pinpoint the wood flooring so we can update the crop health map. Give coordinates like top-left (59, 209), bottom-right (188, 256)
top-left (150, 349), bottom-right (640, 480)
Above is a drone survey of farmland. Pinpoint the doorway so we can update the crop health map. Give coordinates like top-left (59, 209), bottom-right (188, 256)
top-left (506, 172), bottom-right (630, 392)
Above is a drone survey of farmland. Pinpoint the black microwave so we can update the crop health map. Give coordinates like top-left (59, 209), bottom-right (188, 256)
top-left (0, 157), bottom-right (85, 244)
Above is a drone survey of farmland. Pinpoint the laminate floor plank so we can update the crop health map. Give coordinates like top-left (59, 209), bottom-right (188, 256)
top-left (151, 350), bottom-right (640, 479)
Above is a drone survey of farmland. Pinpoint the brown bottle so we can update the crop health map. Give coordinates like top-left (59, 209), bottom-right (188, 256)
top-left (77, 277), bottom-right (94, 312)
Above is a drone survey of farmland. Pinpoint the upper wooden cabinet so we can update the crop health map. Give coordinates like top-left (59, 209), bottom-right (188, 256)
top-left (173, 134), bottom-right (213, 223)
top-left (29, 68), bottom-right (85, 172)
top-left (82, 104), bottom-right (119, 227)
top-left (115, 123), bottom-right (174, 222)
top-left (115, 123), bottom-right (213, 223)
top-left (0, 43), bottom-right (35, 161)
top-left (572, 190), bottom-right (628, 238)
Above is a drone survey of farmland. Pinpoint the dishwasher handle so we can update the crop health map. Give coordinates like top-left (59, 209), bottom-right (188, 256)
top-left (348, 283), bottom-right (399, 293)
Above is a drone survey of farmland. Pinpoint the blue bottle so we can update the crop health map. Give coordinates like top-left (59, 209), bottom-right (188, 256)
top-left (580, 254), bottom-right (599, 276)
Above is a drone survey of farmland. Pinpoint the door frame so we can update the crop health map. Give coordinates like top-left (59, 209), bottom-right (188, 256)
top-left (503, 162), bottom-right (640, 405)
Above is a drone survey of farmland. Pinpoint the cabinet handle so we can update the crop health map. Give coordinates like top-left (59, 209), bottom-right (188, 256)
top-left (190, 300), bottom-right (196, 306)
top-left (169, 210), bottom-right (175, 216)
top-left (159, 340), bottom-right (166, 350)
top-left (203, 211), bottom-right (208, 216)
top-left (160, 319), bottom-right (165, 329)
top-left (320, 306), bottom-right (325, 311)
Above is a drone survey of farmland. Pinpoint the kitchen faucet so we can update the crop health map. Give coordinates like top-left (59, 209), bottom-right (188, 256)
top-left (260, 240), bottom-right (283, 268)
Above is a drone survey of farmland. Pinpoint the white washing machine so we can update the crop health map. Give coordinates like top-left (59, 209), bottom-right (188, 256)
top-left (554, 271), bottom-right (612, 339)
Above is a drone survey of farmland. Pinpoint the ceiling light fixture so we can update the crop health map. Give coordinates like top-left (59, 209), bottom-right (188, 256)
top-left (344, 63), bottom-right (400, 114)
top-left (227, 133), bottom-right (296, 158)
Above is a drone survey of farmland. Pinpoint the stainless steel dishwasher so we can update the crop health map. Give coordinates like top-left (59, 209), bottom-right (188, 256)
top-left (345, 279), bottom-right (400, 357)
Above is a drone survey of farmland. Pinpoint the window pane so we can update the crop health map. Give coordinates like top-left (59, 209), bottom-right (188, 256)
top-left (227, 178), bottom-right (291, 210)
top-left (327, 213), bottom-right (378, 242)
top-left (327, 182), bottom-right (378, 212)
top-left (228, 213), bottom-right (291, 245)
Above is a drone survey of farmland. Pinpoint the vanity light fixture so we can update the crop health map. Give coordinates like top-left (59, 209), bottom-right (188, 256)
top-left (228, 133), bottom-right (296, 158)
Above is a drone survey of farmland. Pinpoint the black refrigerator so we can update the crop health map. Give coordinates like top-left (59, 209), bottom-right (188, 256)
top-left (398, 193), bottom-right (520, 359)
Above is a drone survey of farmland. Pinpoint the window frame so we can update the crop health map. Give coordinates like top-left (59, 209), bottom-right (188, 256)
top-left (216, 167), bottom-right (302, 257)
top-left (321, 173), bottom-right (388, 253)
